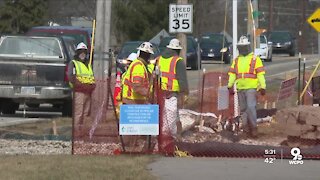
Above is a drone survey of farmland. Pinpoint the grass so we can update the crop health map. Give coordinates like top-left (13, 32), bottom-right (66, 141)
top-left (0, 155), bottom-right (157, 180)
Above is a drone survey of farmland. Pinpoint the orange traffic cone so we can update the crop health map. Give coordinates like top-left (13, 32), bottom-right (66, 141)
top-left (114, 71), bottom-right (122, 106)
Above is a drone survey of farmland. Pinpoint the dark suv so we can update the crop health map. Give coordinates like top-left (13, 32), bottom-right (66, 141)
top-left (268, 31), bottom-right (296, 56)
top-left (199, 33), bottom-right (231, 64)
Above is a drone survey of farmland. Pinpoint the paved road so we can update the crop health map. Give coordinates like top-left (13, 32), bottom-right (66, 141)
top-left (187, 54), bottom-right (320, 90)
top-left (148, 157), bottom-right (320, 180)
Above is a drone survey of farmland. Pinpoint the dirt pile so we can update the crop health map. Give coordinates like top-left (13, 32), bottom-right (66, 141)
top-left (275, 105), bottom-right (320, 147)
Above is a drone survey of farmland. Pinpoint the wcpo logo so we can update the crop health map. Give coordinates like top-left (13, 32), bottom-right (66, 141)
top-left (289, 147), bottom-right (304, 165)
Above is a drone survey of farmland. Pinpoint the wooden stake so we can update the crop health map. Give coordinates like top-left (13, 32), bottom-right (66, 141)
top-left (272, 102), bottom-right (276, 109)
top-left (264, 100), bottom-right (268, 109)
top-left (52, 120), bottom-right (57, 135)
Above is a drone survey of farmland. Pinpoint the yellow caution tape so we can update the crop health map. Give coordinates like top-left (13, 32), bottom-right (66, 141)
top-left (174, 146), bottom-right (192, 157)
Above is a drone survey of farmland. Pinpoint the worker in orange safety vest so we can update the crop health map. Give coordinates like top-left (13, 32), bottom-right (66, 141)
top-left (228, 35), bottom-right (266, 138)
top-left (121, 42), bottom-right (154, 105)
top-left (156, 38), bottom-right (189, 139)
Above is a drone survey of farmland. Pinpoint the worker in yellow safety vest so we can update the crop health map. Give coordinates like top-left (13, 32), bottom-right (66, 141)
top-left (156, 38), bottom-right (189, 138)
top-left (228, 36), bottom-right (266, 138)
top-left (121, 42), bottom-right (154, 104)
top-left (68, 42), bottom-right (95, 138)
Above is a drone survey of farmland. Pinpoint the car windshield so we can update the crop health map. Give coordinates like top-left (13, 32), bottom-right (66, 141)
top-left (260, 36), bottom-right (267, 43)
top-left (119, 42), bottom-right (140, 58)
top-left (200, 34), bottom-right (224, 44)
top-left (0, 36), bottom-right (63, 59)
top-left (29, 31), bottom-right (88, 46)
top-left (269, 32), bottom-right (291, 41)
top-left (245, 35), bottom-right (267, 44)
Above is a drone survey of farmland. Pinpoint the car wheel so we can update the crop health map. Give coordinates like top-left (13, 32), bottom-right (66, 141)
top-left (0, 100), bottom-right (2, 113)
top-left (1, 99), bottom-right (19, 114)
top-left (265, 55), bottom-right (272, 62)
top-left (289, 50), bottom-right (295, 57)
top-left (224, 55), bottom-right (230, 64)
top-left (191, 61), bottom-right (200, 70)
top-left (62, 100), bottom-right (72, 117)
top-left (26, 103), bottom-right (40, 108)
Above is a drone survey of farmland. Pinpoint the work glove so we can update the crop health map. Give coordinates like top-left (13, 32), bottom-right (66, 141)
top-left (228, 87), bottom-right (234, 95)
top-left (259, 89), bottom-right (266, 96)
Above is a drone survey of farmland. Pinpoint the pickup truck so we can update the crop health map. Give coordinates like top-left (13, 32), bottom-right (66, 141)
top-left (0, 35), bottom-right (76, 116)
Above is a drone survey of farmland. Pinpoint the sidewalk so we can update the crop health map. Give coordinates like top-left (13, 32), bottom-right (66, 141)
top-left (148, 157), bottom-right (320, 180)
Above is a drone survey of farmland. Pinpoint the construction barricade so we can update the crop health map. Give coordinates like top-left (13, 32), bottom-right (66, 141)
top-left (72, 69), bottom-right (320, 159)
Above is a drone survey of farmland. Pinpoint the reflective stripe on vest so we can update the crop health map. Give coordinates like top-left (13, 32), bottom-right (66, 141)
top-left (122, 60), bottom-right (148, 100)
top-left (159, 56), bottom-right (180, 91)
top-left (234, 56), bottom-right (257, 79)
top-left (72, 60), bottom-right (95, 84)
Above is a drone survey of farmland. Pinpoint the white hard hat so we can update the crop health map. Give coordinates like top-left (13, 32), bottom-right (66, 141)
top-left (166, 38), bottom-right (182, 50)
top-left (127, 53), bottom-right (138, 61)
top-left (76, 42), bottom-right (88, 50)
top-left (137, 42), bottom-right (154, 54)
top-left (237, 36), bottom-right (250, 46)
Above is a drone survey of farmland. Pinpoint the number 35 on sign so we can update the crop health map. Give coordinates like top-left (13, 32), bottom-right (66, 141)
top-left (169, 4), bottom-right (193, 33)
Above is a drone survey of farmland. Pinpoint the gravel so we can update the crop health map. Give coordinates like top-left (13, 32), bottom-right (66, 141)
top-left (0, 139), bottom-right (71, 155)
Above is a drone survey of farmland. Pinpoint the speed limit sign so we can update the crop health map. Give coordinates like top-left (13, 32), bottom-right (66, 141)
top-left (169, 4), bottom-right (193, 33)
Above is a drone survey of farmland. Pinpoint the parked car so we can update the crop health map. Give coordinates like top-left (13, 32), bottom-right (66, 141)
top-left (0, 35), bottom-right (76, 116)
top-left (116, 41), bottom-right (160, 74)
top-left (158, 36), bottom-right (200, 70)
top-left (27, 26), bottom-right (92, 51)
top-left (268, 31), bottom-right (296, 56)
top-left (254, 35), bottom-right (273, 62)
top-left (199, 33), bottom-right (231, 64)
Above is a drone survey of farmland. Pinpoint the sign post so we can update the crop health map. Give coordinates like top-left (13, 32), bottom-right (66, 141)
top-left (169, 3), bottom-right (193, 68)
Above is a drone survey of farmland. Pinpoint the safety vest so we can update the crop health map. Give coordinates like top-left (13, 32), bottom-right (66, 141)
top-left (122, 59), bottom-right (149, 101)
top-left (228, 53), bottom-right (265, 90)
top-left (158, 56), bottom-right (181, 92)
top-left (71, 60), bottom-right (95, 87)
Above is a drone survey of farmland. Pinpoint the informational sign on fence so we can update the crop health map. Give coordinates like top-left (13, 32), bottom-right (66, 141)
top-left (169, 4), bottom-right (193, 33)
top-left (119, 105), bottom-right (159, 135)
top-left (277, 77), bottom-right (297, 101)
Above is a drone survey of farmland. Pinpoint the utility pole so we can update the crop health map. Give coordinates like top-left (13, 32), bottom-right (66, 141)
top-left (247, 0), bottom-right (254, 50)
top-left (232, 0), bottom-right (238, 59)
top-left (268, 0), bottom-right (273, 32)
top-left (95, 0), bottom-right (112, 79)
top-left (177, 0), bottom-right (187, 62)
top-left (300, 0), bottom-right (307, 54)
top-left (252, 0), bottom-right (259, 48)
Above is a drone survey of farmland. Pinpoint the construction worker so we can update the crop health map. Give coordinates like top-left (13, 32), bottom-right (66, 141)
top-left (228, 35), bottom-right (266, 138)
top-left (120, 42), bottom-right (154, 151)
top-left (68, 42), bottom-right (95, 138)
top-left (114, 52), bottom-right (138, 115)
top-left (157, 38), bottom-right (189, 138)
top-left (121, 42), bottom-right (154, 104)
